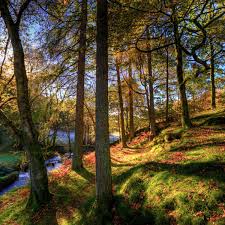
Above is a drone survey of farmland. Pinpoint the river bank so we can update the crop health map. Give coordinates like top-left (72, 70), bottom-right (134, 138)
top-left (0, 155), bottom-right (62, 195)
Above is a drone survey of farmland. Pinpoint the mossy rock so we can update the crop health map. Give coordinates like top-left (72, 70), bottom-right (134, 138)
top-left (0, 171), bottom-right (19, 191)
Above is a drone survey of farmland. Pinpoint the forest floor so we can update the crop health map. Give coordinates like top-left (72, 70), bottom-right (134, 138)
top-left (0, 109), bottom-right (225, 225)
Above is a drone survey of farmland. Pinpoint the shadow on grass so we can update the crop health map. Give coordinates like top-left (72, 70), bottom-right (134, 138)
top-left (111, 162), bottom-right (135, 168)
top-left (126, 146), bottom-right (146, 150)
top-left (75, 167), bottom-right (95, 183)
top-left (29, 200), bottom-right (58, 225)
top-left (114, 160), bottom-right (225, 186)
top-left (112, 160), bottom-right (225, 224)
top-left (192, 109), bottom-right (225, 122)
top-left (170, 140), bottom-right (225, 152)
top-left (113, 174), bottom-right (171, 225)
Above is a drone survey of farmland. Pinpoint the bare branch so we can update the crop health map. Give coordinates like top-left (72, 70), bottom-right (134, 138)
top-left (16, 0), bottom-right (32, 26)
top-left (0, 36), bottom-right (9, 78)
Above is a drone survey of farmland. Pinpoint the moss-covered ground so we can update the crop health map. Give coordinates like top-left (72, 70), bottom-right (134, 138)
top-left (0, 109), bottom-right (224, 225)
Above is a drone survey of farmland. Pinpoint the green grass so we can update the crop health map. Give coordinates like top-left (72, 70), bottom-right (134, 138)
top-left (0, 109), bottom-right (225, 225)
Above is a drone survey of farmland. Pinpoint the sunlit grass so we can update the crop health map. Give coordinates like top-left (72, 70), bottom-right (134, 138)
top-left (0, 109), bottom-right (224, 224)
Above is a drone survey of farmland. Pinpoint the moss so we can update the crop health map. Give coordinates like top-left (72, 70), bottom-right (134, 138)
top-left (0, 110), bottom-right (225, 225)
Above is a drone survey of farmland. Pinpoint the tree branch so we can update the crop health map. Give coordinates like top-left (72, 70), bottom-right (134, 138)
top-left (16, 0), bottom-right (32, 26)
top-left (0, 36), bottom-right (9, 78)
top-left (0, 110), bottom-right (22, 140)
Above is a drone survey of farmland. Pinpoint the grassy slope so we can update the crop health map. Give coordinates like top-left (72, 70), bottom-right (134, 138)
top-left (0, 109), bottom-right (225, 225)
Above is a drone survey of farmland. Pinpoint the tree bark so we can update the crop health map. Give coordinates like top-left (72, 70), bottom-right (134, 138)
top-left (72, 0), bottom-right (87, 170)
top-left (116, 59), bottom-right (127, 147)
top-left (0, 1), bottom-right (50, 210)
top-left (128, 61), bottom-right (134, 140)
top-left (95, 0), bottom-right (112, 218)
top-left (173, 19), bottom-right (192, 129)
top-left (166, 48), bottom-right (169, 124)
top-left (210, 41), bottom-right (216, 109)
top-left (146, 30), bottom-right (156, 137)
top-left (140, 66), bottom-right (151, 132)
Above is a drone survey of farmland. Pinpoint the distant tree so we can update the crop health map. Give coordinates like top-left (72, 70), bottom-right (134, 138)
top-left (128, 60), bottom-right (135, 140)
top-left (115, 55), bottom-right (127, 147)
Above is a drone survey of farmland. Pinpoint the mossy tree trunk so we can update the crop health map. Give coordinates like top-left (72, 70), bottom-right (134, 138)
top-left (73, 0), bottom-right (88, 170)
top-left (0, 0), bottom-right (50, 210)
top-left (95, 0), bottom-right (112, 219)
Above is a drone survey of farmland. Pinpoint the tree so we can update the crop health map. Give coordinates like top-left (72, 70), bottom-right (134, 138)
top-left (95, 0), bottom-right (112, 218)
top-left (72, 0), bottom-right (88, 170)
top-left (172, 13), bottom-right (192, 128)
top-left (128, 60), bottom-right (135, 140)
top-left (115, 56), bottom-right (127, 147)
top-left (146, 29), bottom-right (157, 136)
top-left (0, 0), bottom-right (50, 209)
top-left (165, 47), bottom-right (170, 123)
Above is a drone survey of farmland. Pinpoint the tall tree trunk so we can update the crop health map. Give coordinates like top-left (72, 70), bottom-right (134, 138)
top-left (128, 61), bottom-right (134, 140)
top-left (0, 1), bottom-right (50, 210)
top-left (144, 80), bottom-right (151, 131)
top-left (125, 107), bottom-right (129, 133)
top-left (141, 70), bottom-right (151, 132)
top-left (210, 41), bottom-right (216, 109)
top-left (116, 59), bottom-right (127, 147)
top-left (146, 30), bottom-right (156, 137)
top-left (166, 48), bottom-right (169, 124)
top-left (173, 19), bottom-right (192, 129)
top-left (95, 0), bottom-right (112, 218)
top-left (72, 0), bottom-right (88, 170)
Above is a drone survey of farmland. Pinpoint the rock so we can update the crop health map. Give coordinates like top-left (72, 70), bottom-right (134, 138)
top-left (0, 171), bottom-right (19, 191)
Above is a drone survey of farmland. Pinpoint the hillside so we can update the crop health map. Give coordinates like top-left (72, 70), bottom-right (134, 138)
top-left (0, 109), bottom-right (225, 225)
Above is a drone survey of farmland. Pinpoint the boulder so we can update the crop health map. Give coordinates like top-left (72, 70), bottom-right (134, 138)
top-left (0, 171), bottom-right (19, 191)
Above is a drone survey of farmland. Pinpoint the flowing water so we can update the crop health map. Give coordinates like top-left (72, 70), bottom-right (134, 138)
top-left (0, 156), bottom-right (62, 196)
top-left (0, 132), bottom-right (119, 196)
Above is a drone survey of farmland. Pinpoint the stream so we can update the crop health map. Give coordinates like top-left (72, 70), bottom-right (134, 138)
top-left (0, 156), bottom-right (62, 196)
top-left (0, 133), bottom-right (119, 196)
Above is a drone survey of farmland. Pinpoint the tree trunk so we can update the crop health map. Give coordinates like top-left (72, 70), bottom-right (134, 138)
top-left (166, 48), bottom-right (169, 123)
top-left (142, 73), bottom-right (151, 132)
top-left (146, 31), bottom-right (156, 137)
top-left (73, 0), bottom-right (88, 170)
top-left (210, 41), bottom-right (216, 109)
top-left (116, 60), bottom-right (127, 147)
top-left (95, 0), bottom-right (112, 219)
top-left (51, 126), bottom-right (58, 147)
top-left (0, 1), bottom-right (50, 210)
top-left (173, 20), bottom-right (192, 129)
top-left (128, 61), bottom-right (134, 140)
